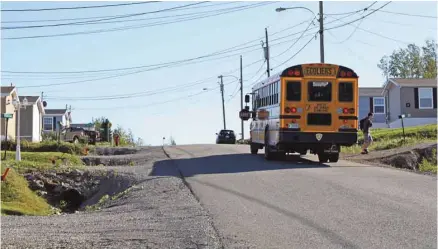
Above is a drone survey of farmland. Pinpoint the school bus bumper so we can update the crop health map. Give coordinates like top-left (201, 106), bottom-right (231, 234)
top-left (277, 128), bottom-right (358, 152)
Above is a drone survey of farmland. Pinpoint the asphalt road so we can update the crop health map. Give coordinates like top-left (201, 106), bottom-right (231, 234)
top-left (159, 144), bottom-right (437, 249)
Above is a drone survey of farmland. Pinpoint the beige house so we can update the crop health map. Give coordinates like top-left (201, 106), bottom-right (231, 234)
top-left (1, 86), bottom-right (18, 141)
top-left (18, 96), bottom-right (45, 142)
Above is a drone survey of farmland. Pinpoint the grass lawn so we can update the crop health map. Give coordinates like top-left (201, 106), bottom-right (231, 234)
top-left (342, 124), bottom-right (437, 154)
top-left (1, 151), bottom-right (85, 215)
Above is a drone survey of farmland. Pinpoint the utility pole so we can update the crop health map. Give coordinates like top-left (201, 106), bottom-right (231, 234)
top-left (218, 75), bottom-right (226, 130)
top-left (319, 1), bottom-right (325, 63)
top-left (240, 55), bottom-right (244, 141)
top-left (265, 28), bottom-right (271, 77)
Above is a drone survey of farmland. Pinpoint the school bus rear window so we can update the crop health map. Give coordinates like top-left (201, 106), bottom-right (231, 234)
top-left (339, 82), bottom-right (353, 102)
top-left (286, 81), bottom-right (301, 101)
top-left (308, 81), bottom-right (332, 101)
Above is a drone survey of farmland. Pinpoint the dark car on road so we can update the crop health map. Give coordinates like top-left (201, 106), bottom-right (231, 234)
top-left (216, 130), bottom-right (236, 144)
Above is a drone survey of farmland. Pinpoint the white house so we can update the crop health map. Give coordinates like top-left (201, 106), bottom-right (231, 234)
top-left (17, 96), bottom-right (45, 142)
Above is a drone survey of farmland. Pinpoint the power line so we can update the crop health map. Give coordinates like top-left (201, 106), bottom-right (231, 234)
top-left (44, 78), bottom-right (219, 101)
top-left (14, 30), bottom-right (313, 88)
top-left (1, 2), bottom-right (246, 30)
top-left (9, 4), bottom-right (381, 91)
top-left (268, 32), bottom-right (317, 72)
top-left (1, 1), bottom-right (160, 12)
top-left (369, 9), bottom-right (437, 19)
top-left (3, 22), bottom-right (311, 77)
top-left (328, 2), bottom-right (378, 45)
top-left (2, 2), bottom-right (239, 23)
top-left (324, 1), bottom-right (392, 31)
top-left (73, 82), bottom-right (234, 110)
top-left (272, 17), bottom-right (316, 57)
top-left (3, 2), bottom-right (275, 39)
top-left (2, 9), bottom-right (351, 75)
top-left (326, 14), bottom-right (411, 45)
top-left (268, 2), bottom-right (389, 73)
top-left (8, 37), bottom-right (298, 89)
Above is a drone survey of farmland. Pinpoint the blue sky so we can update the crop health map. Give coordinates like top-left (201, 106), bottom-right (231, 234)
top-left (1, 1), bottom-right (437, 145)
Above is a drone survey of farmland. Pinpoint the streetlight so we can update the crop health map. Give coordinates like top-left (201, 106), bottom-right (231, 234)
top-left (12, 97), bottom-right (28, 161)
top-left (275, 6), bottom-right (316, 16)
top-left (275, 4), bottom-right (324, 63)
top-left (221, 74), bottom-right (244, 140)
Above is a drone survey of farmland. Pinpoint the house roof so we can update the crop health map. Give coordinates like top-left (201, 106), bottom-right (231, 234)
top-left (0, 86), bottom-right (16, 94)
top-left (382, 78), bottom-right (437, 94)
top-left (390, 78), bottom-right (437, 87)
top-left (359, 87), bottom-right (383, 97)
top-left (45, 109), bottom-right (67, 115)
top-left (19, 96), bottom-right (40, 104)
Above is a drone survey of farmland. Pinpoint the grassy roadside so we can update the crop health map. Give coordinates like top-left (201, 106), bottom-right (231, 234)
top-left (1, 151), bottom-right (84, 216)
top-left (1, 166), bottom-right (54, 216)
top-left (1, 151), bottom-right (84, 173)
top-left (419, 148), bottom-right (437, 174)
top-left (1, 140), bottom-right (93, 155)
top-left (342, 124), bottom-right (437, 154)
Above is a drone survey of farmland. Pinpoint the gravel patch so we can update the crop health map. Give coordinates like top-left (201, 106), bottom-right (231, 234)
top-left (1, 146), bottom-right (221, 249)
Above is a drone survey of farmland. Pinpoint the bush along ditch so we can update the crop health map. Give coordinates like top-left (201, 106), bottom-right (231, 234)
top-left (24, 169), bottom-right (102, 213)
top-left (1, 140), bottom-right (94, 155)
top-left (1, 153), bottom-right (136, 215)
top-left (368, 144), bottom-right (437, 174)
top-left (1, 166), bottom-right (136, 215)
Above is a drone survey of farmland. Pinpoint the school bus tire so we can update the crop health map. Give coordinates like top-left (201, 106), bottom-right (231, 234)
top-left (276, 151), bottom-right (286, 161)
top-left (318, 153), bottom-right (329, 163)
top-left (264, 131), bottom-right (274, 161)
top-left (328, 153), bottom-right (339, 163)
top-left (250, 143), bottom-right (259, 155)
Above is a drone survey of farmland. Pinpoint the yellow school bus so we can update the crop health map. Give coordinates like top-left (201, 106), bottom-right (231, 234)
top-left (243, 63), bottom-right (359, 163)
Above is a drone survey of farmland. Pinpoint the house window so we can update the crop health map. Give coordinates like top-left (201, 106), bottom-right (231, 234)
top-left (43, 117), bottom-right (53, 131)
top-left (419, 88), bottom-right (433, 109)
top-left (373, 97), bottom-right (385, 114)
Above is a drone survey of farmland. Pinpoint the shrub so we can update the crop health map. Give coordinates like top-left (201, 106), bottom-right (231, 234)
top-left (42, 131), bottom-right (58, 142)
top-left (1, 140), bottom-right (86, 155)
top-left (419, 148), bottom-right (437, 173)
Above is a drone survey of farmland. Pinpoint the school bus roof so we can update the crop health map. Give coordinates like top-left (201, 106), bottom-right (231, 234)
top-left (251, 63), bottom-right (358, 91)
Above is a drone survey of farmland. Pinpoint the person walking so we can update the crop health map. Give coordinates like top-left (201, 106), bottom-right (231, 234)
top-left (114, 132), bottom-right (120, 147)
top-left (360, 112), bottom-right (374, 154)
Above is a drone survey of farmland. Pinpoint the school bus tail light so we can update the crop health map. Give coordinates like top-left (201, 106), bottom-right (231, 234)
top-left (337, 66), bottom-right (358, 78)
top-left (342, 108), bottom-right (355, 114)
top-left (283, 65), bottom-right (303, 77)
top-left (343, 108), bottom-right (348, 114)
top-left (285, 107), bottom-right (298, 113)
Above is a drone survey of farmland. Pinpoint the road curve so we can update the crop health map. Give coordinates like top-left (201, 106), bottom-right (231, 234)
top-left (158, 144), bottom-right (437, 249)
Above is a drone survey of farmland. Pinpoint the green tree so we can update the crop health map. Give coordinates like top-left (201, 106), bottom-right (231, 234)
top-left (422, 39), bottom-right (437, 78)
top-left (377, 39), bottom-right (437, 80)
